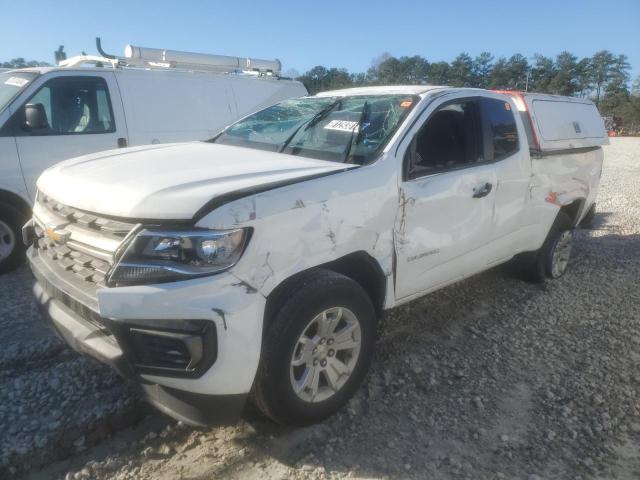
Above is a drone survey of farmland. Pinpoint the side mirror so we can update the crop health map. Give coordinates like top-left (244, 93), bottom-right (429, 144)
top-left (23, 103), bottom-right (49, 132)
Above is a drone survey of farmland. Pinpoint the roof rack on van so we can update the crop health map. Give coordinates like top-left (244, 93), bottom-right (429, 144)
top-left (58, 38), bottom-right (282, 77)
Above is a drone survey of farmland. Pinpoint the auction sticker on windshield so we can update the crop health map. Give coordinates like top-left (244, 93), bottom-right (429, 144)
top-left (4, 77), bottom-right (29, 87)
top-left (324, 120), bottom-right (360, 132)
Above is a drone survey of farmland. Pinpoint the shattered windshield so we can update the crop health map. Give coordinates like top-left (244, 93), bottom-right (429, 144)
top-left (211, 94), bottom-right (418, 164)
top-left (0, 71), bottom-right (38, 114)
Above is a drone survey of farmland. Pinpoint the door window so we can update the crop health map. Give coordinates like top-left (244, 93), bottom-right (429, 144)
top-left (480, 97), bottom-right (519, 161)
top-left (16, 76), bottom-right (115, 135)
top-left (406, 99), bottom-right (483, 180)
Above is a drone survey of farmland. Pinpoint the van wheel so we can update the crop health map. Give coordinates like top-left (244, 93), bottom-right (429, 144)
top-left (0, 202), bottom-right (26, 274)
top-left (520, 212), bottom-right (573, 283)
top-left (254, 269), bottom-right (375, 425)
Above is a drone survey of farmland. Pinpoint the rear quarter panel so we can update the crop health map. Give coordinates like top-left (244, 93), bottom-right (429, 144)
top-left (523, 147), bottom-right (603, 250)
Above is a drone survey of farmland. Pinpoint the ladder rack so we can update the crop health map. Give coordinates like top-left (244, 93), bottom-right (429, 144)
top-left (58, 38), bottom-right (282, 77)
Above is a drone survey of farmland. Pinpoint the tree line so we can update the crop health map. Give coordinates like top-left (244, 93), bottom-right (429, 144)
top-left (0, 58), bottom-right (50, 69)
top-left (296, 51), bottom-right (640, 130)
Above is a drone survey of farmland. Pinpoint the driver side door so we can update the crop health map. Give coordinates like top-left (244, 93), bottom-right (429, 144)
top-left (394, 95), bottom-right (497, 300)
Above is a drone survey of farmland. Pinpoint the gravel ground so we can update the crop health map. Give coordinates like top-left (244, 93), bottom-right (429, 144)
top-left (1, 137), bottom-right (639, 480)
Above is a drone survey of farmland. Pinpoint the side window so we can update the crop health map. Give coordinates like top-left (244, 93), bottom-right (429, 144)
top-left (406, 99), bottom-right (482, 179)
top-left (29, 86), bottom-right (52, 125)
top-left (95, 86), bottom-right (114, 131)
top-left (480, 97), bottom-right (519, 161)
top-left (18, 76), bottom-right (115, 135)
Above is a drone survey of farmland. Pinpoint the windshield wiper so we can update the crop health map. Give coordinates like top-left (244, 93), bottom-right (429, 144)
top-left (343, 101), bottom-right (370, 163)
top-left (279, 99), bottom-right (343, 153)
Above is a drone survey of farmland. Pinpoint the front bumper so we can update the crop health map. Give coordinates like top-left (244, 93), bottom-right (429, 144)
top-left (27, 246), bottom-right (265, 426)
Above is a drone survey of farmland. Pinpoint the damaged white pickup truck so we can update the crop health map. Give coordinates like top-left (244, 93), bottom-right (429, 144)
top-left (24, 86), bottom-right (608, 426)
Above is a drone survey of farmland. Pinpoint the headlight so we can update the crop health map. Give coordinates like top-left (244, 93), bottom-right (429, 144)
top-left (108, 228), bottom-right (249, 286)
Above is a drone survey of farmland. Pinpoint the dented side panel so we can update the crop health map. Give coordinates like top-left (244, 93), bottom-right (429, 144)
top-left (524, 147), bottom-right (603, 243)
top-left (393, 164), bottom-right (498, 299)
top-left (196, 158), bottom-right (400, 303)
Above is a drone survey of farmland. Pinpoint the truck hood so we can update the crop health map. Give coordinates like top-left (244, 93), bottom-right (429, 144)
top-left (37, 142), bottom-right (355, 220)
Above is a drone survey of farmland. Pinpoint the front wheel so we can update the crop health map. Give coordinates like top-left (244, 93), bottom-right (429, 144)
top-left (0, 202), bottom-right (26, 274)
top-left (253, 269), bottom-right (376, 425)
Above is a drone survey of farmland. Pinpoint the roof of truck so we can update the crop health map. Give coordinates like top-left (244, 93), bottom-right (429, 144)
top-left (314, 85), bottom-right (446, 97)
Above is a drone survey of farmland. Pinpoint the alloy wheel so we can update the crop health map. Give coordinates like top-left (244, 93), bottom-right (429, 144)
top-left (289, 307), bottom-right (362, 403)
top-left (550, 230), bottom-right (573, 278)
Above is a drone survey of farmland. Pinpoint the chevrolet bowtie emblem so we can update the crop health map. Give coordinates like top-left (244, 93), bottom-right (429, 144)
top-left (45, 227), bottom-right (71, 244)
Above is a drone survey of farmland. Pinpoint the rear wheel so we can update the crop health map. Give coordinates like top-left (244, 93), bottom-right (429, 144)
top-left (253, 269), bottom-right (375, 425)
top-left (0, 202), bottom-right (26, 274)
top-left (547, 229), bottom-right (573, 278)
top-left (520, 212), bottom-right (573, 283)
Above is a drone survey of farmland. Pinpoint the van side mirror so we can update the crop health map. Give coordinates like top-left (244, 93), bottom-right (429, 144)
top-left (23, 103), bottom-right (49, 132)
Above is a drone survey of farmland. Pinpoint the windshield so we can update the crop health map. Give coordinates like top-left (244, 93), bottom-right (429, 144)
top-left (0, 71), bottom-right (38, 114)
top-left (211, 94), bottom-right (419, 164)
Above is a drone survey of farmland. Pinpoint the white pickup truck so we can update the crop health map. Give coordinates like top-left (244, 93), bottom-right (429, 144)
top-left (24, 86), bottom-right (607, 426)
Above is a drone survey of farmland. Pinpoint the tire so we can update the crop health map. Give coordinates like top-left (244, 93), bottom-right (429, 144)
top-left (0, 202), bottom-right (27, 274)
top-left (580, 203), bottom-right (596, 229)
top-left (253, 269), bottom-right (376, 425)
top-left (520, 212), bottom-right (573, 283)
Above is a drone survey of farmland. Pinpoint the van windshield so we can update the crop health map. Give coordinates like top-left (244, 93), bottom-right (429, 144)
top-left (0, 71), bottom-right (38, 114)
top-left (211, 95), bottom-right (418, 164)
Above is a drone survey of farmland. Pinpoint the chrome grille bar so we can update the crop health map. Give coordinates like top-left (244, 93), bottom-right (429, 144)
top-left (32, 193), bottom-right (137, 289)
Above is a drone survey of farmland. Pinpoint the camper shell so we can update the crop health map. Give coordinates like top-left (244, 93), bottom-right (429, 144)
top-left (496, 91), bottom-right (607, 153)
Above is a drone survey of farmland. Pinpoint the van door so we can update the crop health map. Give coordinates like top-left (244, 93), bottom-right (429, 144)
top-left (0, 108), bottom-right (29, 202)
top-left (394, 96), bottom-right (497, 299)
top-left (11, 72), bottom-right (127, 197)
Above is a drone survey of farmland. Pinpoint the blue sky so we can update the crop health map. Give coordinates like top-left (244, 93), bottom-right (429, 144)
top-left (1, 0), bottom-right (639, 81)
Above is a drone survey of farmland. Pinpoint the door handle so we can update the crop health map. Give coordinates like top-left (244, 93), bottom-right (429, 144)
top-left (472, 182), bottom-right (493, 198)
top-left (117, 137), bottom-right (128, 148)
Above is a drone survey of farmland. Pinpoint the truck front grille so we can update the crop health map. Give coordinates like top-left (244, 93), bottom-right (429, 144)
top-left (38, 193), bottom-right (134, 239)
top-left (34, 236), bottom-right (112, 286)
top-left (32, 193), bottom-right (138, 289)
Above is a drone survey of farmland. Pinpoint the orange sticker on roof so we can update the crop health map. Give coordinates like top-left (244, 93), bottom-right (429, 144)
top-left (400, 100), bottom-right (413, 108)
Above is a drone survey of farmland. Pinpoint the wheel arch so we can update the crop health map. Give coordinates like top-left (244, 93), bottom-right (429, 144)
top-left (559, 198), bottom-right (586, 227)
top-left (263, 251), bottom-right (387, 333)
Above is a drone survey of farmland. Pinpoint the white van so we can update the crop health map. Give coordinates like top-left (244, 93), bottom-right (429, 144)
top-left (0, 42), bottom-right (307, 272)
top-left (26, 86), bottom-right (607, 426)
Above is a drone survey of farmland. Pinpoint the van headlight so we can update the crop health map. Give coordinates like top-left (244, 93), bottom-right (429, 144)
top-left (108, 228), bottom-right (249, 286)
